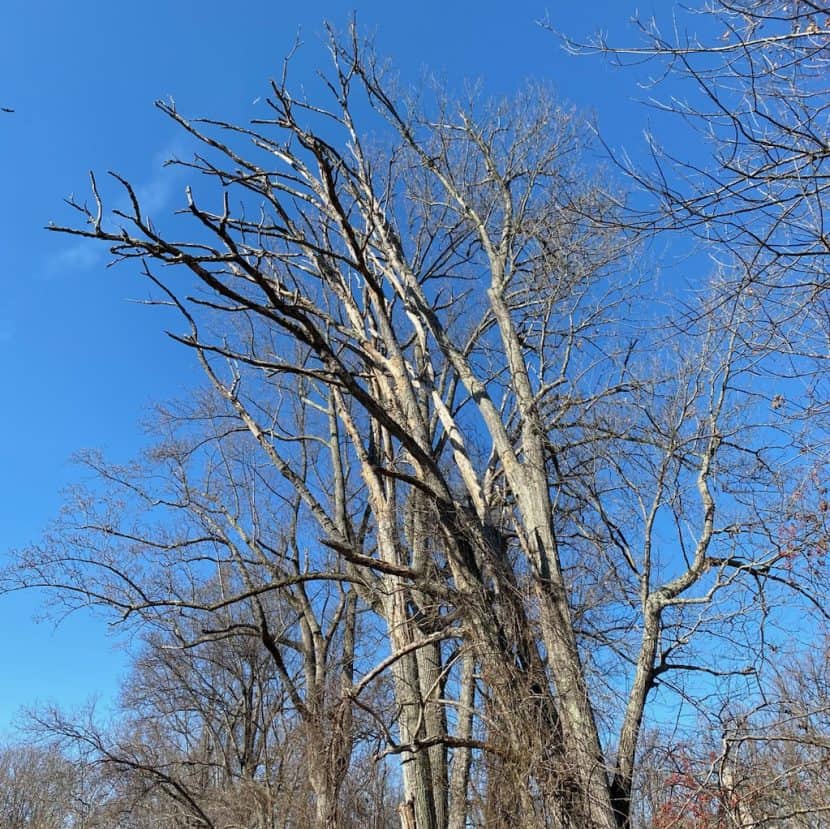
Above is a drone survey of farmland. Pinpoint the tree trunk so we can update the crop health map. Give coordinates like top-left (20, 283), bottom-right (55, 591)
top-left (417, 641), bottom-right (448, 828)
top-left (447, 653), bottom-right (475, 829)
top-left (385, 587), bottom-right (439, 829)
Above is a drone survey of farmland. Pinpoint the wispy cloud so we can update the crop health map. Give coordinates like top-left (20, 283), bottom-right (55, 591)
top-left (41, 241), bottom-right (105, 280)
top-left (42, 139), bottom-right (190, 280)
top-left (132, 139), bottom-right (190, 216)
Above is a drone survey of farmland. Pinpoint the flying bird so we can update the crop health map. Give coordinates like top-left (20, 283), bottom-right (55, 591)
top-left (1, 107), bottom-right (14, 113)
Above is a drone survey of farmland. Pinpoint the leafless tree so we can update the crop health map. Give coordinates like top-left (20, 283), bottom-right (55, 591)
top-left (566, 1), bottom-right (829, 279)
top-left (0, 742), bottom-right (100, 829)
top-left (19, 385), bottom-right (376, 829)
top-left (711, 644), bottom-right (830, 827)
top-left (565, 1), bottom-right (830, 432)
top-left (8, 18), bottom-right (830, 829)
top-left (563, 10), bottom-right (830, 823)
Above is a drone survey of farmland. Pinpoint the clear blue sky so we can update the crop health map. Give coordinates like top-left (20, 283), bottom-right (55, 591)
top-left (0, 0), bottom-right (660, 735)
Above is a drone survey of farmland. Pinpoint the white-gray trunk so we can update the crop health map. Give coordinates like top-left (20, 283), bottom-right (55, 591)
top-left (384, 588), bottom-right (438, 829)
top-left (447, 653), bottom-right (475, 829)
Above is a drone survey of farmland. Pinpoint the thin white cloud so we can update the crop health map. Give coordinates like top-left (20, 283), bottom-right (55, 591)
top-left (42, 140), bottom-right (190, 280)
top-left (135, 175), bottom-right (176, 216)
top-left (132, 139), bottom-right (190, 217)
top-left (41, 241), bottom-right (104, 279)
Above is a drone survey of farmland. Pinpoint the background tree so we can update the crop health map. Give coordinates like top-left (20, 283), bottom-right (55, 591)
top-left (0, 742), bottom-right (90, 829)
top-left (566, 6), bottom-right (830, 824)
top-left (569, 0), bottom-right (830, 433)
top-left (569, 0), bottom-right (829, 274)
top-left (19, 384), bottom-right (380, 829)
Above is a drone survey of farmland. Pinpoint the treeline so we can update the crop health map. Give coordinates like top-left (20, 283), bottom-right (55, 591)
top-left (3, 638), bottom-right (830, 827)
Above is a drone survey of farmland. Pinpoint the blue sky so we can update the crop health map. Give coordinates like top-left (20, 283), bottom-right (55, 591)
top-left (0, 1), bottom-right (662, 735)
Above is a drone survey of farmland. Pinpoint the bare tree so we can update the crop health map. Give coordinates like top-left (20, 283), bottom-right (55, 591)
top-left (565, 1), bottom-right (830, 428)
top-left (566, 1), bottom-right (829, 280)
top-left (8, 19), bottom-right (830, 829)
top-left (0, 742), bottom-right (98, 829)
top-left (714, 644), bottom-right (830, 827)
top-left (21, 385), bottom-right (375, 829)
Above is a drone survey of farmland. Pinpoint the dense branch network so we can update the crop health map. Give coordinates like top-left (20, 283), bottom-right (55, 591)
top-left (5, 10), bottom-right (830, 829)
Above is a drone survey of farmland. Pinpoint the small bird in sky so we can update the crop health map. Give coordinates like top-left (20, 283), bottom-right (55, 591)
top-left (1, 107), bottom-right (14, 113)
